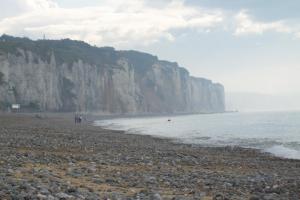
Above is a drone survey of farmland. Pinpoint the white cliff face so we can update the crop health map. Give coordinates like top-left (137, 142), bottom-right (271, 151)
top-left (0, 37), bottom-right (225, 114)
top-left (189, 77), bottom-right (225, 113)
top-left (0, 50), bottom-right (62, 111)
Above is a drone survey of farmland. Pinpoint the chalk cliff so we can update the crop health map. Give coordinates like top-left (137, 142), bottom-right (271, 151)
top-left (0, 35), bottom-right (225, 113)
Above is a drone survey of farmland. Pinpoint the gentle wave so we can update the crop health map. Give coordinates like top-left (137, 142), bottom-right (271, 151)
top-left (94, 112), bottom-right (300, 160)
top-left (265, 145), bottom-right (300, 160)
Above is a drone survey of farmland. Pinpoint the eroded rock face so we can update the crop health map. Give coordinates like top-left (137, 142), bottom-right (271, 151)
top-left (0, 35), bottom-right (225, 114)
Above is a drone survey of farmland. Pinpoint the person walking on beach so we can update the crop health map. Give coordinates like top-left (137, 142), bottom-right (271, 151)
top-left (75, 114), bottom-right (81, 124)
top-left (75, 113), bottom-right (85, 124)
top-left (75, 114), bottom-right (78, 124)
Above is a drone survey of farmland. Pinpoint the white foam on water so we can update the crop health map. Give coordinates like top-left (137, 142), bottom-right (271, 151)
top-left (265, 145), bottom-right (300, 160)
top-left (94, 112), bottom-right (300, 160)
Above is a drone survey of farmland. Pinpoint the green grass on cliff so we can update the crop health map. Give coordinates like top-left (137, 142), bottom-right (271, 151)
top-left (0, 35), bottom-right (180, 73)
top-left (0, 35), bottom-right (118, 67)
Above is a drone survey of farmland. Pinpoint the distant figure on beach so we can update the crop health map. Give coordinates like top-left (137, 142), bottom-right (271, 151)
top-left (168, 119), bottom-right (171, 122)
top-left (75, 114), bottom-right (82, 124)
top-left (75, 114), bottom-right (78, 124)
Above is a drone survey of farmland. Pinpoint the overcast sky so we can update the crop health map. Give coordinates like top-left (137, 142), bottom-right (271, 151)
top-left (1, 0), bottom-right (300, 97)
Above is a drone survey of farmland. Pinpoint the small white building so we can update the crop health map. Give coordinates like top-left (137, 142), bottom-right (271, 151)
top-left (11, 104), bottom-right (20, 112)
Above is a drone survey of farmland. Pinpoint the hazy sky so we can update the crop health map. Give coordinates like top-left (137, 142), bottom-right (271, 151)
top-left (1, 0), bottom-right (300, 96)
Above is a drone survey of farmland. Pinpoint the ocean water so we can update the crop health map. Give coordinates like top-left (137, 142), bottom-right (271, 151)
top-left (94, 111), bottom-right (300, 160)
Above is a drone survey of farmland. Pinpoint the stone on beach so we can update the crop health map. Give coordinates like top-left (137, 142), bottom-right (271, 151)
top-left (0, 114), bottom-right (299, 200)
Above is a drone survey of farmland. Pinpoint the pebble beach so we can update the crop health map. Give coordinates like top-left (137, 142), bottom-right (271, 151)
top-left (0, 114), bottom-right (300, 200)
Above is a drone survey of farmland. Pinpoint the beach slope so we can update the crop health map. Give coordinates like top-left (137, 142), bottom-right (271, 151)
top-left (0, 114), bottom-right (299, 199)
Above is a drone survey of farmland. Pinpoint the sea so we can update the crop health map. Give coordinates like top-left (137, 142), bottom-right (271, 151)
top-left (94, 111), bottom-right (300, 160)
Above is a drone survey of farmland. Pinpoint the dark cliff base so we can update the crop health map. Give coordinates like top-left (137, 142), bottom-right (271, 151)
top-left (0, 114), bottom-right (299, 200)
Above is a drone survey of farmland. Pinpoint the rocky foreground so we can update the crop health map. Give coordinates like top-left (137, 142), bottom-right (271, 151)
top-left (0, 114), bottom-right (299, 200)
